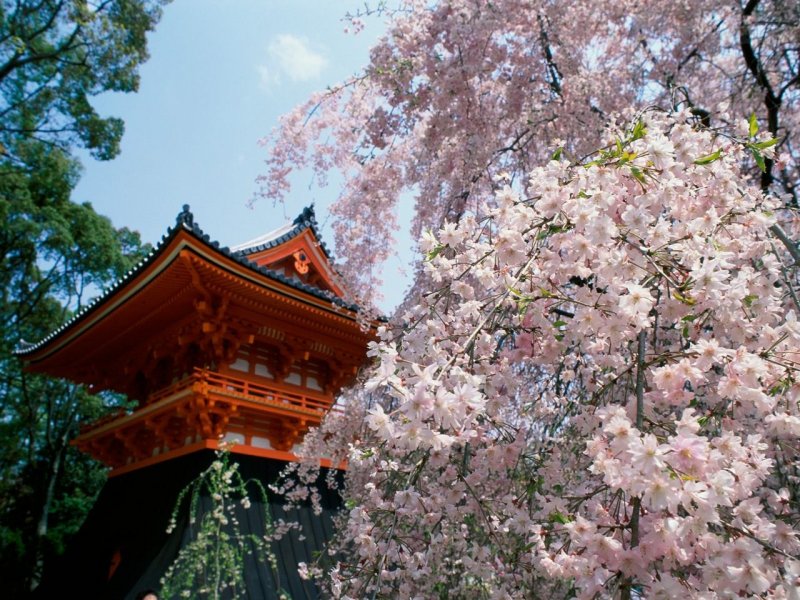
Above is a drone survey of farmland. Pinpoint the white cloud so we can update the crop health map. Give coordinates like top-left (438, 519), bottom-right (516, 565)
top-left (258, 34), bottom-right (328, 89)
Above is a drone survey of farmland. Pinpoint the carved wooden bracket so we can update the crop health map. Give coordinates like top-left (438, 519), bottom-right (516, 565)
top-left (267, 418), bottom-right (304, 452)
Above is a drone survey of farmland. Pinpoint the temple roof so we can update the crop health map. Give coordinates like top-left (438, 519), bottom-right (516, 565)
top-left (231, 205), bottom-right (333, 260)
top-left (15, 204), bottom-right (358, 359)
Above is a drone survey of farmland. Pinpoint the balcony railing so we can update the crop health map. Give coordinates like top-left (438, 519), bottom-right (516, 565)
top-left (147, 367), bottom-right (333, 418)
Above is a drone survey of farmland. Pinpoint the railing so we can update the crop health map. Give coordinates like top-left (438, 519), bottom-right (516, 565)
top-left (197, 368), bottom-right (332, 416)
top-left (145, 367), bottom-right (333, 418)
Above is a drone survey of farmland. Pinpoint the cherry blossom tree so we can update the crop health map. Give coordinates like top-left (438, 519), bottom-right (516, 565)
top-left (259, 1), bottom-right (800, 598)
top-left (258, 0), bottom-right (798, 305)
top-left (281, 109), bottom-right (800, 599)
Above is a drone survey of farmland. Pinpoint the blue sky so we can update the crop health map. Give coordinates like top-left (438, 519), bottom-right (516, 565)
top-left (75, 1), bottom-right (411, 311)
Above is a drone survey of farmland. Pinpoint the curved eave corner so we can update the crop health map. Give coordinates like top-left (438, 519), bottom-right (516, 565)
top-left (233, 204), bottom-right (334, 261)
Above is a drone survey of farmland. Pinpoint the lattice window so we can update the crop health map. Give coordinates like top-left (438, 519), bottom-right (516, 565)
top-left (224, 343), bottom-right (330, 392)
top-left (224, 343), bottom-right (278, 381)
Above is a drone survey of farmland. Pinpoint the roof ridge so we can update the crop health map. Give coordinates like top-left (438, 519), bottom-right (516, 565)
top-left (234, 204), bottom-right (333, 260)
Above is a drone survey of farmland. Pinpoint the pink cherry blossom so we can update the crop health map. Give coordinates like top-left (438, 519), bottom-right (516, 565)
top-left (259, 2), bottom-right (800, 594)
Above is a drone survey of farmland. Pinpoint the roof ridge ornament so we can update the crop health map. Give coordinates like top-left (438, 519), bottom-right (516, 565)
top-left (292, 203), bottom-right (316, 227)
top-left (177, 204), bottom-right (194, 228)
top-left (15, 339), bottom-right (34, 353)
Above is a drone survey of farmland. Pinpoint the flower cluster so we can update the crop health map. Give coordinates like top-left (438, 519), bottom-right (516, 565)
top-left (292, 112), bottom-right (800, 598)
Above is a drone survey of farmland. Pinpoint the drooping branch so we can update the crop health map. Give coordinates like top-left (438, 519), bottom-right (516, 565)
top-left (770, 223), bottom-right (800, 266)
top-left (621, 329), bottom-right (647, 600)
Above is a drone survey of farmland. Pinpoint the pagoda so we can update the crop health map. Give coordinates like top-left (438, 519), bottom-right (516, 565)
top-left (17, 205), bottom-right (374, 598)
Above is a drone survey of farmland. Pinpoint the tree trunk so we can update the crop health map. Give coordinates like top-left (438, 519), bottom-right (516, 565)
top-left (29, 437), bottom-right (67, 592)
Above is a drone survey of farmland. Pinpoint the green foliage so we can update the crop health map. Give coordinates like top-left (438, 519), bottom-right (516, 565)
top-left (0, 0), bottom-right (167, 162)
top-left (159, 450), bottom-right (289, 600)
top-left (0, 0), bottom-right (167, 594)
top-left (741, 114), bottom-right (780, 173)
top-left (693, 149), bottom-right (722, 165)
top-left (0, 138), bottom-right (151, 595)
top-left (748, 112), bottom-right (759, 138)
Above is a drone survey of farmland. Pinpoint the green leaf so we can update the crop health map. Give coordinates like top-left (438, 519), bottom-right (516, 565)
top-left (425, 244), bottom-right (444, 261)
top-left (672, 291), bottom-right (696, 306)
top-left (549, 512), bottom-right (572, 524)
top-left (749, 112), bottom-right (758, 138)
top-left (750, 147), bottom-right (767, 172)
top-left (539, 223), bottom-right (572, 237)
top-left (743, 294), bottom-right (758, 308)
top-left (618, 151), bottom-right (637, 167)
top-left (630, 166), bottom-right (646, 185)
top-left (553, 320), bottom-right (567, 328)
top-left (768, 380), bottom-right (789, 396)
top-left (631, 119), bottom-right (646, 141)
top-left (551, 147), bottom-right (562, 161)
top-left (753, 137), bottom-right (779, 150)
top-left (693, 149), bottom-right (722, 165)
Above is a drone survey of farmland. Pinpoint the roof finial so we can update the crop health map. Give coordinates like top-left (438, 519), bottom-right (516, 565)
top-left (293, 204), bottom-right (316, 226)
top-left (177, 204), bottom-right (194, 227)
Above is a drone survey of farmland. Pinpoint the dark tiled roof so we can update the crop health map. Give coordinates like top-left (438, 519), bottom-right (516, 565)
top-left (14, 205), bottom-right (360, 357)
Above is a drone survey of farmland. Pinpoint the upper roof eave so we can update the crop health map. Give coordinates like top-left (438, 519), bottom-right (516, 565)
top-left (14, 205), bottom-right (363, 358)
top-left (231, 205), bottom-right (334, 260)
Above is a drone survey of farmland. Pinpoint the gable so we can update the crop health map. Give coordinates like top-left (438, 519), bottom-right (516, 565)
top-left (242, 229), bottom-right (346, 298)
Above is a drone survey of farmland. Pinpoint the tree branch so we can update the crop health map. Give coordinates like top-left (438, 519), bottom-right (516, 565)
top-left (739, 0), bottom-right (781, 190)
top-left (770, 224), bottom-right (800, 266)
